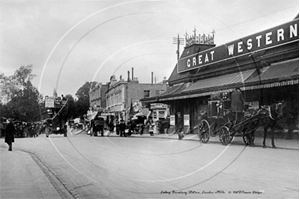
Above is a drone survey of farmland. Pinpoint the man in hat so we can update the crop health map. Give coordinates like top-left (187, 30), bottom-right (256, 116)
top-left (231, 87), bottom-right (244, 124)
top-left (5, 118), bottom-right (15, 151)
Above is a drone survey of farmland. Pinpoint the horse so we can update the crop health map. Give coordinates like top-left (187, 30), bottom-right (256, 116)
top-left (249, 101), bottom-right (285, 148)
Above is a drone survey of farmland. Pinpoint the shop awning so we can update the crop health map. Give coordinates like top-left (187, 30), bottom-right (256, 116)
top-left (183, 69), bottom-right (256, 93)
top-left (245, 58), bottom-right (299, 90)
top-left (156, 70), bottom-right (256, 101)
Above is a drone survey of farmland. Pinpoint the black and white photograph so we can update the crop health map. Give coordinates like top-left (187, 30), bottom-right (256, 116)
top-left (0, 0), bottom-right (299, 198)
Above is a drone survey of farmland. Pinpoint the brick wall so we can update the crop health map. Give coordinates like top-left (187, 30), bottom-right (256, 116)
top-left (127, 83), bottom-right (167, 108)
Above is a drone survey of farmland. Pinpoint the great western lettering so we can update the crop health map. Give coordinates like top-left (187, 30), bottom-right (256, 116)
top-left (177, 19), bottom-right (299, 73)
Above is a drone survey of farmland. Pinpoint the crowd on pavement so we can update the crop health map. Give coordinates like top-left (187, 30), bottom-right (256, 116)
top-left (77, 113), bottom-right (170, 138)
top-left (0, 118), bottom-right (44, 138)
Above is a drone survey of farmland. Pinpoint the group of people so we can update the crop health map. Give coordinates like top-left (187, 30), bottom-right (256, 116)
top-left (87, 114), bottom-right (156, 137)
top-left (1, 120), bottom-right (42, 138)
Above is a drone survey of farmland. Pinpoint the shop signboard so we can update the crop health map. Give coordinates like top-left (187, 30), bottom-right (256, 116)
top-left (150, 103), bottom-right (168, 109)
top-left (170, 115), bottom-right (175, 126)
top-left (45, 97), bottom-right (55, 108)
top-left (177, 19), bottom-right (299, 73)
top-left (184, 114), bottom-right (190, 126)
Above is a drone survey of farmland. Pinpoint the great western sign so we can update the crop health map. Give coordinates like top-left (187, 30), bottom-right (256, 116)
top-left (177, 19), bottom-right (299, 73)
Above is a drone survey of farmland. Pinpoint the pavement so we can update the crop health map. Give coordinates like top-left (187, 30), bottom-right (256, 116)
top-left (87, 129), bottom-right (299, 150)
top-left (0, 147), bottom-right (64, 199)
top-left (155, 133), bottom-right (299, 150)
top-left (0, 130), bottom-right (298, 199)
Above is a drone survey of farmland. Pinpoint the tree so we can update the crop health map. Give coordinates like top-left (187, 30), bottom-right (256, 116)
top-left (0, 65), bottom-right (43, 122)
top-left (59, 94), bottom-right (77, 120)
top-left (75, 81), bottom-right (97, 117)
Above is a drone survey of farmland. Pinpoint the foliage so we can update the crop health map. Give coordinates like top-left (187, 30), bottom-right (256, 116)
top-left (75, 81), bottom-right (97, 117)
top-left (59, 94), bottom-right (77, 120)
top-left (0, 65), bottom-right (43, 122)
top-left (0, 65), bottom-right (98, 121)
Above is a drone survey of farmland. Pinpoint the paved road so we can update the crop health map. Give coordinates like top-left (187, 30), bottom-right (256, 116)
top-left (0, 130), bottom-right (298, 199)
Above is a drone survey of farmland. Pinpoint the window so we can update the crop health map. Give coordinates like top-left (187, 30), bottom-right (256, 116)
top-left (144, 90), bottom-right (150, 98)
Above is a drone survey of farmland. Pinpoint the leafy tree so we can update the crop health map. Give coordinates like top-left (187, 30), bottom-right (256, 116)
top-left (75, 81), bottom-right (97, 117)
top-left (0, 65), bottom-right (43, 122)
top-left (59, 94), bottom-right (77, 120)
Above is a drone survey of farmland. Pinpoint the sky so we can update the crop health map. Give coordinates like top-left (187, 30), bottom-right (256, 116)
top-left (0, 0), bottom-right (299, 97)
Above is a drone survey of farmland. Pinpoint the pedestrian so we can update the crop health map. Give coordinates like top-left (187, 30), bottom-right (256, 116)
top-left (115, 120), bottom-right (120, 135)
top-left (88, 119), bottom-right (94, 136)
top-left (146, 117), bottom-right (154, 136)
top-left (119, 119), bottom-right (126, 137)
top-left (127, 118), bottom-right (135, 136)
top-left (163, 116), bottom-right (170, 134)
top-left (139, 117), bottom-right (145, 135)
top-left (108, 116), bottom-right (114, 136)
top-left (5, 118), bottom-right (15, 151)
top-left (230, 87), bottom-right (244, 124)
top-left (176, 112), bottom-right (184, 140)
top-left (285, 107), bottom-right (297, 140)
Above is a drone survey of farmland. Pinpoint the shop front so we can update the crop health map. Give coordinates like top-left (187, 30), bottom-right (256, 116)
top-left (142, 17), bottom-right (299, 135)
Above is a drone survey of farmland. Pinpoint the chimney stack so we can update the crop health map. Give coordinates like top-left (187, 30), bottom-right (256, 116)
top-left (127, 71), bottom-right (130, 82)
top-left (132, 67), bottom-right (134, 81)
top-left (151, 72), bottom-right (153, 84)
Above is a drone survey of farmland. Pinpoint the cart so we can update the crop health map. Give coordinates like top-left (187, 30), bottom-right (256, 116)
top-left (197, 93), bottom-right (263, 145)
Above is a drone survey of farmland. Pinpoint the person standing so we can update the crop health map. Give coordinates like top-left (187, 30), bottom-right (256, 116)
top-left (285, 110), bottom-right (298, 140)
top-left (176, 112), bottom-right (184, 140)
top-left (231, 87), bottom-right (244, 124)
top-left (146, 117), bottom-right (154, 136)
top-left (115, 120), bottom-right (120, 135)
top-left (5, 119), bottom-right (15, 151)
top-left (119, 119), bottom-right (126, 137)
top-left (108, 116), bottom-right (114, 136)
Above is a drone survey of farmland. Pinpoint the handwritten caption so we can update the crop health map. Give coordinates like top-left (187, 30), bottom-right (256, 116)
top-left (161, 190), bottom-right (264, 196)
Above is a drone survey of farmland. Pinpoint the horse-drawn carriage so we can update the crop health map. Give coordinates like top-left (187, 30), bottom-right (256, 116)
top-left (197, 92), bottom-right (284, 147)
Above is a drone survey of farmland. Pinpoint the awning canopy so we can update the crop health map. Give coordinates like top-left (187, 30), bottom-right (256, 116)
top-left (246, 59), bottom-right (298, 83)
top-left (183, 69), bottom-right (256, 93)
top-left (143, 59), bottom-right (299, 103)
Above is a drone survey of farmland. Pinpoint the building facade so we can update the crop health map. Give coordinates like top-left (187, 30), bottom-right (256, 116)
top-left (105, 75), bottom-right (167, 121)
top-left (89, 83), bottom-right (108, 111)
top-left (143, 16), bottom-right (299, 134)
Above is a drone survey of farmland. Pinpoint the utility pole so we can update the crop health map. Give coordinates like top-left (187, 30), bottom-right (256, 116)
top-left (173, 34), bottom-right (184, 60)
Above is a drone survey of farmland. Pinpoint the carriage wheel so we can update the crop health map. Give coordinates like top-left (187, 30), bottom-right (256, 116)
top-left (219, 126), bottom-right (233, 145)
top-left (198, 120), bottom-right (210, 143)
top-left (242, 132), bottom-right (255, 145)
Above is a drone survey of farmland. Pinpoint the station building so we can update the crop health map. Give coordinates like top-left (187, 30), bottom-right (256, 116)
top-left (142, 16), bottom-right (299, 135)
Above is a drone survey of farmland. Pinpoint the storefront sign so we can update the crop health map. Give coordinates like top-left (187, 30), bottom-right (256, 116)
top-left (177, 19), bottom-right (299, 73)
top-left (150, 103), bottom-right (168, 109)
top-left (184, 114), bottom-right (190, 126)
top-left (45, 97), bottom-right (55, 108)
top-left (170, 115), bottom-right (175, 126)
